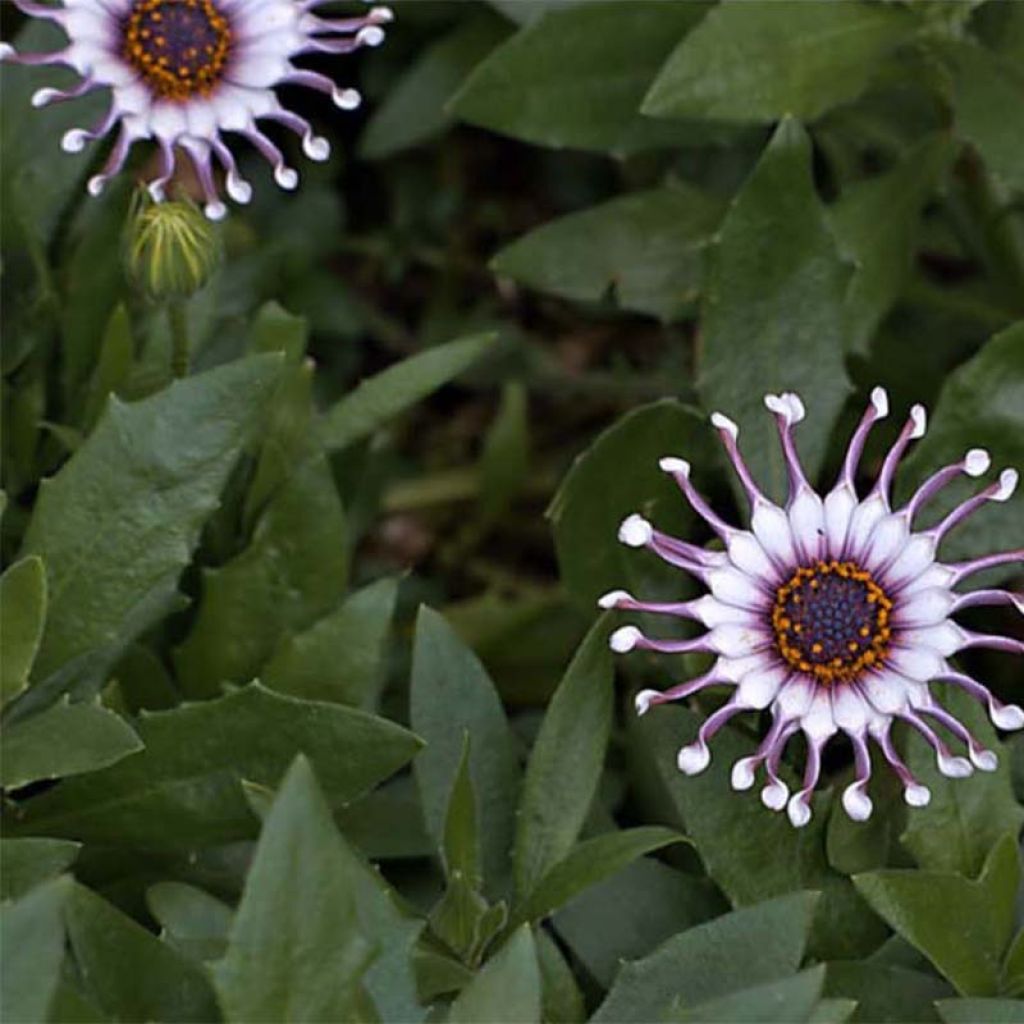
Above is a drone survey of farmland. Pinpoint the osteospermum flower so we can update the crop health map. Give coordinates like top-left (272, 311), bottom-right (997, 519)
top-left (0, 0), bottom-right (393, 219)
top-left (603, 389), bottom-right (1023, 827)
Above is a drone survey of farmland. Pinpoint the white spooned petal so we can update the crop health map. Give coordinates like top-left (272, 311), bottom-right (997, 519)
top-left (789, 488), bottom-right (825, 562)
top-left (751, 501), bottom-right (797, 566)
top-left (706, 565), bottom-right (770, 610)
top-left (690, 595), bottom-right (761, 628)
top-left (736, 664), bottom-right (789, 709)
top-left (823, 484), bottom-right (857, 558)
top-left (894, 588), bottom-right (955, 627)
top-left (6, 0), bottom-right (393, 216)
top-left (596, 387), bottom-right (1023, 828)
top-left (897, 621), bottom-right (966, 659)
top-left (726, 531), bottom-right (778, 581)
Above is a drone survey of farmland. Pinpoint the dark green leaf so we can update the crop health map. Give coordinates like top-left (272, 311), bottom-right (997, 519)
top-left (515, 827), bottom-right (687, 926)
top-left (411, 606), bottom-right (520, 896)
top-left (147, 882), bottom-right (233, 963)
top-left (0, 838), bottom-right (80, 901)
top-left (80, 304), bottom-right (135, 433)
top-left (628, 705), bottom-right (887, 960)
top-left (592, 891), bottom-right (819, 1023)
top-left (362, 17), bottom-right (511, 159)
top-left (644, 1), bottom-right (916, 123)
top-left (66, 882), bottom-right (219, 1023)
top-left (19, 355), bottom-right (282, 688)
top-left (669, 966), bottom-right (826, 1023)
top-left (0, 876), bottom-right (70, 1024)
top-left (809, 999), bottom-right (859, 1024)
top-left (900, 685), bottom-right (1023, 876)
top-left (262, 577), bottom-right (398, 709)
top-left (450, 2), bottom-right (710, 155)
top-left (0, 555), bottom-right (46, 706)
top-left (491, 185), bottom-right (723, 320)
top-left (479, 381), bottom-right (529, 528)
top-left (322, 333), bottom-right (494, 452)
top-left (699, 117), bottom-right (851, 497)
top-left (897, 322), bottom-right (1024, 565)
top-left (854, 832), bottom-right (1020, 996)
top-left (831, 137), bottom-right (953, 355)
top-left (213, 756), bottom-right (373, 1023)
top-left (937, 999), bottom-right (1024, 1023)
top-left (535, 927), bottom-right (585, 1024)
top-left (823, 962), bottom-right (950, 1023)
top-left (1004, 928), bottom-right (1024, 997)
top-left (515, 618), bottom-right (614, 900)
top-left (0, 21), bottom-right (109, 252)
top-left (173, 454), bottom-right (348, 697)
top-left (940, 41), bottom-right (1024, 191)
top-left (1, 697), bottom-right (141, 789)
top-left (548, 400), bottom-right (712, 608)
top-left (444, 733), bottom-right (481, 886)
top-left (18, 683), bottom-right (421, 849)
top-left (447, 925), bottom-right (541, 1024)
top-left (553, 857), bottom-right (726, 989)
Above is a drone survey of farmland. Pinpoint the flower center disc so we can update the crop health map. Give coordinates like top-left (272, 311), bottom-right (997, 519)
top-left (771, 560), bottom-right (892, 684)
top-left (123, 0), bottom-right (231, 101)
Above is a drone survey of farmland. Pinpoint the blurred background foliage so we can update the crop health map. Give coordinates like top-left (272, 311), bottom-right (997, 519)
top-left (2, 1), bottom-right (1023, 1022)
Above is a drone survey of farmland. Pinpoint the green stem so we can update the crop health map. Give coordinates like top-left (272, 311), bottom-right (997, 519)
top-left (168, 301), bottom-right (190, 378)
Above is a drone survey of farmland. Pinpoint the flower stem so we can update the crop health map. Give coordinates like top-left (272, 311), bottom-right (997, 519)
top-left (168, 301), bottom-right (190, 378)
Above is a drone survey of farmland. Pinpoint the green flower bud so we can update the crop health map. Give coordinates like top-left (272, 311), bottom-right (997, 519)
top-left (126, 193), bottom-right (219, 300)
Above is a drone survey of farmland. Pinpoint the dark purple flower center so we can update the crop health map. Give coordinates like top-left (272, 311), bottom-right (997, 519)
top-left (771, 560), bottom-right (892, 684)
top-left (123, 0), bottom-right (231, 101)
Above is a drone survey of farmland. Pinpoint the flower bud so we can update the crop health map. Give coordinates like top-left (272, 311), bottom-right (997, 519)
top-left (126, 193), bottom-right (219, 300)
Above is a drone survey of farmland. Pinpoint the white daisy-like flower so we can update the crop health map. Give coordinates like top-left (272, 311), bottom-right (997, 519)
top-left (0, 0), bottom-right (393, 219)
top-left (604, 388), bottom-right (1023, 827)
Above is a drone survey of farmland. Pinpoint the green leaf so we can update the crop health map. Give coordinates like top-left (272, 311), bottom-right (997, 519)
top-left (19, 355), bottom-right (282, 690)
top-left (823, 962), bottom-right (950, 1023)
top-left (80, 304), bottom-right (136, 433)
top-left (450, 2), bottom-right (710, 155)
top-left (262, 577), bottom-right (398, 708)
top-left (809, 999), bottom-right (858, 1024)
top-left (514, 618), bottom-right (613, 900)
top-left (592, 892), bottom-right (819, 1023)
top-left (362, 16), bottom-right (511, 159)
top-left (429, 875), bottom-right (505, 968)
top-left (1, 697), bottom-right (141, 789)
top-left (1004, 928), bottom-right (1024, 997)
top-left (213, 756), bottom-right (373, 1023)
top-left (444, 733), bottom-right (481, 886)
top-left (0, 555), bottom-right (46, 706)
top-left (548, 400), bottom-right (712, 608)
top-left (854, 833), bottom-right (1020, 996)
top-left (0, 838), bottom-right (80, 901)
top-left (0, 21), bottom-right (109, 252)
top-left (535, 927), bottom-right (585, 1024)
top-left (900, 685), bottom-right (1023, 876)
top-left (515, 826), bottom-right (687, 926)
top-left (628, 705), bottom-right (886, 960)
top-left (937, 999), bottom-right (1024, 1023)
top-left (17, 683), bottom-right (421, 849)
top-left (173, 454), bottom-right (348, 698)
top-left (831, 136), bottom-right (953, 356)
top-left (491, 185), bottom-right (723, 321)
top-left (322, 333), bottom-right (494, 452)
top-left (643, 0), bottom-right (916, 123)
top-left (479, 381), bottom-right (529, 529)
top-left (411, 606), bottom-right (520, 896)
top-left (147, 882), bottom-right (233, 963)
top-left (669, 966), bottom-right (826, 1023)
top-left (698, 117), bottom-right (852, 497)
top-left (940, 41), bottom-right (1024, 191)
top-left (897, 322), bottom-right (1024, 565)
top-left (447, 925), bottom-right (541, 1024)
top-left (0, 876), bottom-right (70, 1024)
top-left (553, 857), bottom-right (726, 989)
top-left (66, 882), bottom-right (219, 1023)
